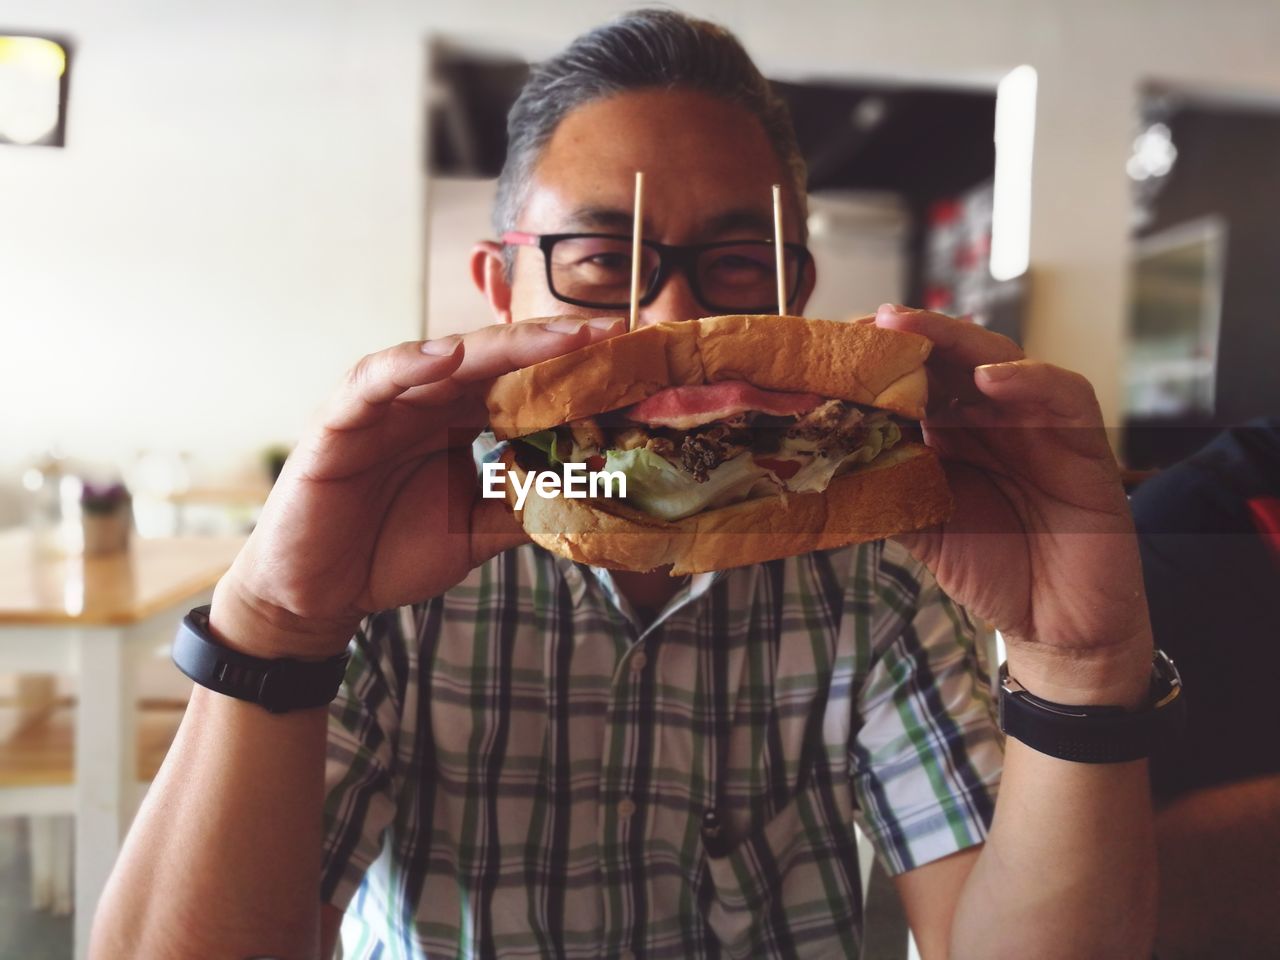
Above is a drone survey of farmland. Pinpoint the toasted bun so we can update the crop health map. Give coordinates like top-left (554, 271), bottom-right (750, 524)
top-left (499, 442), bottom-right (952, 575)
top-left (487, 314), bottom-right (931, 440)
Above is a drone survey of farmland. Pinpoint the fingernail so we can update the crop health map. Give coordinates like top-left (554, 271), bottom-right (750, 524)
top-left (543, 317), bottom-right (588, 334)
top-left (588, 316), bottom-right (625, 331)
top-left (852, 314), bottom-right (877, 325)
top-left (977, 362), bottom-right (1020, 382)
top-left (421, 335), bottom-right (462, 356)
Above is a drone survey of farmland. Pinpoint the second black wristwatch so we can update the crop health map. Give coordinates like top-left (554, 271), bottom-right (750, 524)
top-left (998, 649), bottom-right (1186, 763)
top-left (172, 605), bottom-right (351, 714)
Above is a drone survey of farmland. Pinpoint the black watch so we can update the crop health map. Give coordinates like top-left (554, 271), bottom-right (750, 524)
top-left (172, 605), bottom-right (351, 714)
top-left (998, 649), bottom-right (1186, 763)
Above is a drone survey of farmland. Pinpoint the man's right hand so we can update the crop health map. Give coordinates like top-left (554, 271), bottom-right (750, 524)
top-left (210, 316), bottom-right (625, 659)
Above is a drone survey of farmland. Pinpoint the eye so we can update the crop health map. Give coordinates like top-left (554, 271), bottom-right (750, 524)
top-left (705, 251), bottom-right (772, 285)
top-left (715, 254), bottom-right (767, 272)
top-left (580, 252), bottom-right (631, 271)
top-left (553, 237), bottom-right (634, 275)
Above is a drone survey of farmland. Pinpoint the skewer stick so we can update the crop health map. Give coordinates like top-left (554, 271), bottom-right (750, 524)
top-left (629, 171), bottom-right (645, 332)
top-left (772, 183), bottom-right (787, 315)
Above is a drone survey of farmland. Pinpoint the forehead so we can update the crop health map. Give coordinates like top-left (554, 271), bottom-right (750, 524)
top-left (520, 88), bottom-right (791, 238)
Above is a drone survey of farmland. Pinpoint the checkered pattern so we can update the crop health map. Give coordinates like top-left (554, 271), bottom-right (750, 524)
top-left (321, 541), bottom-right (1002, 959)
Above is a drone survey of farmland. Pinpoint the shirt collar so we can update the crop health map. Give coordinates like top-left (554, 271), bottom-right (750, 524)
top-left (554, 556), bottom-right (725, 634)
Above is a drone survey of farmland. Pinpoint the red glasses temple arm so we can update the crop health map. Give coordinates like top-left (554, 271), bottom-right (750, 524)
top-left (500, 231), bottom-right (539, 246)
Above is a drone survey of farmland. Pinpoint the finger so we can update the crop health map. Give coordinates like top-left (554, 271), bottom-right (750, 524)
top-left (969, 362), bottom-right (1126, 506)
top-left (874, 304), bottom-right (1024, 369)
top-left (328, 316), bottom-right (627, 432)
top-left (451, 315), bottom-right (627, 383)
top-left (387, 314), bottom-right (628, 413)
top-left (973, 360), bottom-right (1102, 424)
top-left (327, 337), bottom-right (467, 431)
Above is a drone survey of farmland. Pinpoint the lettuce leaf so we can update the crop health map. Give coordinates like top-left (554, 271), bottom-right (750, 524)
top-left (604, 446), bottom-right (774, 521)
top-left (517, 429), bottom-right (564, 468)
top-left (786, 420), bottom-right (901, 493)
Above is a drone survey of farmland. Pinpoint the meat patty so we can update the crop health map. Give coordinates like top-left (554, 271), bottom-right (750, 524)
top-left (787, 400), bottom-right (868, 457)
top-left (679, 423), bottom-right (751, 481)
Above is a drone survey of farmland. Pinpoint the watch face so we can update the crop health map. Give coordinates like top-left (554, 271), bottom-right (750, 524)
top-left (1152, 649), bottom-right (1183, 703)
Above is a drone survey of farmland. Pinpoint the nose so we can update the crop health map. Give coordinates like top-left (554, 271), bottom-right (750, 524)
top-left (637, 269), bottom-right (703, 327)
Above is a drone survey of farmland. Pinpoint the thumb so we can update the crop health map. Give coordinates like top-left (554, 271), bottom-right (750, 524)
top-left (972, 360), bottom-right (1102, 425)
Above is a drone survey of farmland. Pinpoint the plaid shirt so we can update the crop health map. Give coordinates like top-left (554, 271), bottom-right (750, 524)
top-left (321, 541), bottom-right (1001, 959)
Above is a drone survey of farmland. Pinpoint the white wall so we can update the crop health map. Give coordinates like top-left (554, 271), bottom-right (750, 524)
top-left (4, 0), bottom-right (1280, 488)
top-left (1, 1), bottom-right (425, 483)
top-left (425, 178), bottom-right (501, 339)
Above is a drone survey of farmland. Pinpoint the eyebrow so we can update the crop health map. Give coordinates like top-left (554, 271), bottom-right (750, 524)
top-left (561, 205), bottom-right (776, 240)
top-left (561, 207), bottom-right (635, 232)
top-left (702, 208), bottom-right (775, 238)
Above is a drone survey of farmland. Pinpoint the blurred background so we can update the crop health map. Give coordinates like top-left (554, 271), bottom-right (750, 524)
top-left (2, 1), bottom-right (1279, 957)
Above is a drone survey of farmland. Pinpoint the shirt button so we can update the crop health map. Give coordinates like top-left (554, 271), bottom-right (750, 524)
top-left (617, 797), bottom-right (637, 819)
top-left (630, 651), bottom-right (648, 673)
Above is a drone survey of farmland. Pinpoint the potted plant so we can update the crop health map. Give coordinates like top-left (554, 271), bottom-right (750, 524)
top-left (81, 481), bottom-right (133, 555)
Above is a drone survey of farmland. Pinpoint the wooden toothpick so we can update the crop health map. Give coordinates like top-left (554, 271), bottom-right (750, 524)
top-left (772, 184), bottom-right (787, 316)
top-left (629, 171), bottom-right (645, 332)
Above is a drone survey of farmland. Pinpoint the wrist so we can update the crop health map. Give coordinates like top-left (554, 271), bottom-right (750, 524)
top-left (209, 577), bottom-right (357, 661)
top-left (1004, 640), bottom-right (1153, 710)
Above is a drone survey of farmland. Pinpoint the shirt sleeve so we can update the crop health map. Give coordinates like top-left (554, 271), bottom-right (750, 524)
top-left (320, 607), bottom-right (410, 910)
top-left (848, 542), bottom-right (1003, 876)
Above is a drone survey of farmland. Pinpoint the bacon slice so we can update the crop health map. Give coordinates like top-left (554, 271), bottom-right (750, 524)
top-left (624, 382), bottom-right (823, 430)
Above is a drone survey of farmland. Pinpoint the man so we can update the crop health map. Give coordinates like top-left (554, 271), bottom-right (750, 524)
top-left (92, 11), bottom-right (1162, 959)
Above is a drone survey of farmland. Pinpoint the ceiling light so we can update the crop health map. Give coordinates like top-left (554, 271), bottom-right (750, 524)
top-left (0, 36), bottom-right (67, 146)
top-left (990, 65), bottom-right (1038, 282)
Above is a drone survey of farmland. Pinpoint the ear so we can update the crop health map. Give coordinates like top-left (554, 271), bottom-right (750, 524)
top-left (792, 254), bottom-right (819, 316)
top-left (470, 240), bottom-right (514, 324)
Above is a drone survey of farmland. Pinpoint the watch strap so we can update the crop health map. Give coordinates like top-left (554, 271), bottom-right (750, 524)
top-left (998, 651), bottom-right (1186, 763)
top-left (172, 605), bottom-right (350, 714)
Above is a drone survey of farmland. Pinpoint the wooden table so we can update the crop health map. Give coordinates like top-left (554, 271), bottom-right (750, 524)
top-left (0, 528), bottom-right (245, 959)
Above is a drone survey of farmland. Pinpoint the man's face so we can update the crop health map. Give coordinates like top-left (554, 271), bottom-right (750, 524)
top-left (504, 88), bottom-right (812, 326)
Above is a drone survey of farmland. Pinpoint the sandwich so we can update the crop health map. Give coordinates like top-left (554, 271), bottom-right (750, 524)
top-left (484, 314), bottom-right (951, 574)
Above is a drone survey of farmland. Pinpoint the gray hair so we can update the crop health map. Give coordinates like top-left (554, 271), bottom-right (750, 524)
top-left (493, 8), bottom-right (808, 272)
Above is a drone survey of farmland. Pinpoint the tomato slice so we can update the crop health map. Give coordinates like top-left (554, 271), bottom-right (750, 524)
top-left (754, 456), bottom-right (801, 481)
top-left (586, 454), bottom-right (606, 472)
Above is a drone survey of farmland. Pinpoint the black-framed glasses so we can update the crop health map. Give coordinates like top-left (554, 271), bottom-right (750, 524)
top-left (501, 231), bottom-right (814, 314)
